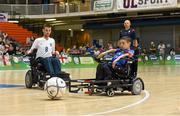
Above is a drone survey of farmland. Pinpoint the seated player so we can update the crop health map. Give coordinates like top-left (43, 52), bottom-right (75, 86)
top-left (27, 24), bottom-right (61, 77)
top-left (96, 36), bottom-right (134, 80)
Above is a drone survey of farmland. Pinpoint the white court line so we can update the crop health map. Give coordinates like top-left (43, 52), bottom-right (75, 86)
top-left (84, 90), bottom-right (150, 116)
top-left (0, 70), bottom-right (28, 72)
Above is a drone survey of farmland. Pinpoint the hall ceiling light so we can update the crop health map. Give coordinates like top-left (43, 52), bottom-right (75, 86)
top-left (45, 19), bottom-right (56, 21)
top-left (52, 20), bottom-right (63, 23)
top-left (8, 20), bottom-right (19, 23)
top-left (81, 29), bottom-right (84, 31)
top-left (68, 29), bottom-right (72, 31)
top-left (170, 12), bottom-right (180, 15)
top-left (52, 23), bottom-right (66, 26)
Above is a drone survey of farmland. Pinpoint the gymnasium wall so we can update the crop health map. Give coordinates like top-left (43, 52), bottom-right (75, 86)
top-left (54, 30), bottom-right (91, 48)
top-left (175, 25), bottom-right (180, 52)
top-left (87, 25), bottom-right (179, 53)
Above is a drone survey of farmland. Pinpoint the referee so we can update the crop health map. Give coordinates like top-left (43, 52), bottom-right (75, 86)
top-left (119, 20), bottom-right (136, 45)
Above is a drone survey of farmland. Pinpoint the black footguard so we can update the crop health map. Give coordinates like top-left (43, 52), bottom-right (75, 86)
top-left (59, 71), bottom-right (71, 82)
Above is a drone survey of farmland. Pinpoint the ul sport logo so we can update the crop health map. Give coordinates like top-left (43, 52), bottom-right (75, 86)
top-left (123, 0), bottom-right (169, 8)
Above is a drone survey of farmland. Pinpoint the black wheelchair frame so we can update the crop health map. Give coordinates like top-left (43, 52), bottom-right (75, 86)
top-left (25, 49), bottom-right (70, 89)
top-left (69, 57), bottom-right (145, 97)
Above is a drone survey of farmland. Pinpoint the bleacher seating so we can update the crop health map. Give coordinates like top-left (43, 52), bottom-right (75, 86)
top-left (0, 22), bottom-right (37, 44)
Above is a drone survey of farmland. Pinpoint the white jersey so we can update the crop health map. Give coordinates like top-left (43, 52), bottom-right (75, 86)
top-left (30, 37), bottom-right (55, 58)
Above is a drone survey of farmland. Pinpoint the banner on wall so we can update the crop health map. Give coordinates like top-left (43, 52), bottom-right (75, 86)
top-left (79, 57), bottom-right (94, 64)
top-left (94, 0), bottom-right (114, 11)
top-left (0, 13), bottom-right (8, 22)
top-left (175, 55), bottom-right (180, 64)
top-left (117, 0), bottom-right (177, 10)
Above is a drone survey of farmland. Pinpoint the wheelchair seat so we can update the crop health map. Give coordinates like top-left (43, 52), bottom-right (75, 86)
top-left (36, 62), bottom-right (46, 71)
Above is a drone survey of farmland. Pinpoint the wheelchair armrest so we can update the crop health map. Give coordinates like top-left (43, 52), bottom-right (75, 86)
top-left (123, 57), bottom-right (137, 64)
top-left (124, 57), bottom-right (134, 61)
top-left (26, 49), bottom-right (37, 57)
top-left (127, 60), bottom-right (133, 64)
top-left (124, 55), bottom-right (139, 62)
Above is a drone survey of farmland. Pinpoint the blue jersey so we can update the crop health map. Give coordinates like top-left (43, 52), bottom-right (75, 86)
top-left (119, 28), bottom-right (136, 44)
top-left (112, 49), bottom-right (134, 66)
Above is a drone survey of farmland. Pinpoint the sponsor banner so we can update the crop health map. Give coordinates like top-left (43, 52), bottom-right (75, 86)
top-left (0, 13), bottom-right (8, 22)
top-left (149, 55), bottom-right (160, 65)
top-left (59, 54), bottom-right (69, 64)
top-left (175, 55), bottom-right (180, 64)
top-left (94, 0), bottom-right (113, 11)
top-left (1, 54), bottom-right (180, 70)
top-left (175, 55), bottom-right (180, 60)
top-left (79, 57), bottom-right (94, 64)
top-left (117, 0), bottom-right (177, 10)
top-left (73, 56), bottom-right (80, 64)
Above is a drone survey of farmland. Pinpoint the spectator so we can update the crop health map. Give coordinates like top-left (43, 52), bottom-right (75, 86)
top-left (149, 41), bottom-right (157, 55)
top-left (6, 43), bottom-right (15, 55)
top-left (85, 43), bottom-right (90, 50)
top-left (142, 48), bottom-right (147, 56)
top-left (0, 37), bottom-right (2, 42)
top-left (60, 48), bottom-right (66, 55)
top-left (66, 48), bottom-right (71, 54)
top-left (169, 48), bottom-right (175, 56)
top-left (70, 45), bottom-right (80, 55)
top-left (3, 32), bottom-right (8, 39)
top-left (0, 41), bottom-right (5, 53)
top-left (99, 46), bottom-right (105, 53)
top-left (107, 41), bottom-right (113, 50)
top-left (79, 46), bottom-right (83, 54)
top-left (158, 41), bottom-right (166, 56)
top-left (26, 36), bottom-right (35, 46)
top-left (11, 42), bottom-right (17, 55)
top-left (133, 38), bottom-right (141, 57)
top-left (86, 45), bottom-right (95, 55)
top-left (94, 48), bottom-right (100, 57)
top-left (132, 38), bottom-right (141, 76)
top-left (81, 45), bottom-right (87, 54)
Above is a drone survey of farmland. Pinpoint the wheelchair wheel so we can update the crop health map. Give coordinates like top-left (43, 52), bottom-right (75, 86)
top-left (131, 78), bottom-right (143, 95)
top-left (25, 70), bottom-right (33, 88)
top-left (106, 89), bottom-right (115, 97)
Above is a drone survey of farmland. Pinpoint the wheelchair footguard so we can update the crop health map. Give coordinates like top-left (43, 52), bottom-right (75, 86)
top-left (25, 70), bottom-right (71, 89)
top-left (69, 78), bottom-right (144, 97)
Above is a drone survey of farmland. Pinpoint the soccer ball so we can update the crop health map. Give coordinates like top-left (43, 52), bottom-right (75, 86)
top-left (44, 77), bottom-right (66, 99)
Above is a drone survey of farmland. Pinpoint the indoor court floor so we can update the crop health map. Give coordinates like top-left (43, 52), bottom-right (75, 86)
top-left (0, 65), bottom-right (180, 116)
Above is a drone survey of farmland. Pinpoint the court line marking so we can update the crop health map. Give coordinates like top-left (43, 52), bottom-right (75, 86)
top-left (0, 70), bottom-right (28, 72)
top-left (84, 90), bottom-right (150, 116)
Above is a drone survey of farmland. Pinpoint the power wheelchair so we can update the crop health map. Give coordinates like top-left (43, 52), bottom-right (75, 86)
top-left (69, 55), bottom-right (144, 97)
top-left (25, 49), bottom-right (71, 89)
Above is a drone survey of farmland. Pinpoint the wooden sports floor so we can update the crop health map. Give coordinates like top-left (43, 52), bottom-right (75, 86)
top-left (0, 65), bottom-right (180, 116)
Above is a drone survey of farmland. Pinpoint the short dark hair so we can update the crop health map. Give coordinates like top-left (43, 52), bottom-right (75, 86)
top-left (135, 37), bottom-right (140, 43)
top-left (43, 23), bottom-right (52, 29)
top-left (119, 36), bottom-right (131, 42)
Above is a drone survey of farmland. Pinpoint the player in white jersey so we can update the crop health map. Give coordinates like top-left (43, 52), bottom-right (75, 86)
top-left (28, 24), bottom-right (61, 77)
